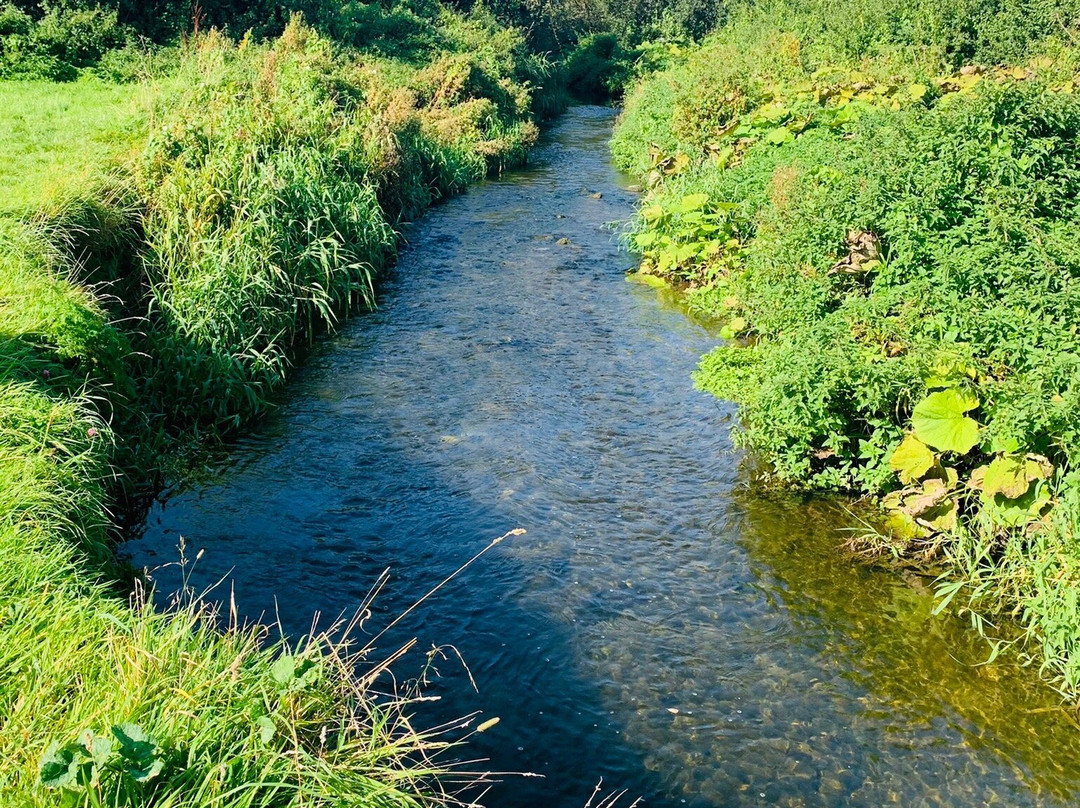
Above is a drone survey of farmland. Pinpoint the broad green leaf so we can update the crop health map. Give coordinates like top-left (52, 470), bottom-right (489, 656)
top-left (113, 723), bottom-right (158, 777)
top-left (720, 317), bottom-right (747, 340)
top-left (889, 435), bottom-right (935, 484)
top-left (641, 205), bottom-right (664, 222)
top-left (977, 454), bottom-right (1052, 501)
top-left (677, 193), bottom-right (708, 213)
top-left (83, 732), bottom-right (112, 767)
top-left (675, 244), bottom-right (698, 262)
top-left (1025, 455), bottom-right (1053, 481)
top-left (127, 757), bottom-right (164, 784)
top-left (956, 73), bottom-right (981, 91)
top-left (989, 434), bottom-right (1021, 454)
top-left (985, 486), bottom-right (1051, 527)
top-left (39, 743), bottom-right (78, 789)
top-left (911, 389), bottom-right (980, 454)
top-left (762, 104), bottom-right (790, 122)
top-left (765, 126), bottom-right (794, 145)
top-left (832, 104), bottom-right (860, 125)
top-left (256, 716), bottom-right (276, 746)
top-left (921, 497), bottom-right (957, 532)
top-left (909, 83), bottom-right (928, 99)
top-left (271, 653), bottom-right (321, 693)
top-left (981, 455), bottom-right (1030, 499)
top-left (271, 654), bottom-right (296, 687)
top-left (633, 231), bottom-right (657, 249)
top-left (922, 375), bottom-right (957, 390)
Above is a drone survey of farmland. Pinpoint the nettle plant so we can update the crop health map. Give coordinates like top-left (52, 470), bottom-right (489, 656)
top-left (39, 723), bottom-right (166, 804)
top-left (885, 361), bottom-right (1055, 543)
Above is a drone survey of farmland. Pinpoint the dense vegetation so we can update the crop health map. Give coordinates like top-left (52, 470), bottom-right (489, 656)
top-left (0, 6), bottom-right (546, 804)
top-left (16, 0), bottom-right (1080, 800)
top-left (614, 0), bottom-right (1080, 693)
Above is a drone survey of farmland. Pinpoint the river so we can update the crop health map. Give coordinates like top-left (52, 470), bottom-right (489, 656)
top-left (124, 106), bottom-right (1080, 808)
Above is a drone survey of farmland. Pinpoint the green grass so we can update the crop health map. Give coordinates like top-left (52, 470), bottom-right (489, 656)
top-left (0, 205), bottom-right (458, 805)
top-left (0, 9), bottom-right (546, 805)
top-left (614, 0), bottom-right (1080, 695)
top-left (0, 78), bottom-right (142, 214)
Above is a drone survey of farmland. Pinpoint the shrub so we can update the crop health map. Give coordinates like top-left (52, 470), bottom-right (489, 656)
top-left (564, 33), bottom-right (635, 101)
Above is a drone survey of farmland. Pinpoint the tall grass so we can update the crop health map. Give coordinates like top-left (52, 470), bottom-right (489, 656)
top-left (124, 19), bottom-right (538, 437)
top-left (0, 7), bottom-right (546, 805)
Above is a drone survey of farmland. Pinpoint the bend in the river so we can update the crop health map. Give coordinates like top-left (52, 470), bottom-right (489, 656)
top-left (126, 107), bottom-right (1080, 808)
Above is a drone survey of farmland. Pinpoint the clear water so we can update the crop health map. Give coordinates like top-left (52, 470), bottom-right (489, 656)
top-left (125, 107), bottom-right (1080, 808)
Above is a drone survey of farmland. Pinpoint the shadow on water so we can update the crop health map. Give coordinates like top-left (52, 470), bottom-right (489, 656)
top-left (124, 107), bottom-right (1080, 808)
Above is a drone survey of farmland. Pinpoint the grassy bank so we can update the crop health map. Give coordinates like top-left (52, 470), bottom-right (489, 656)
top-left (614, 0), bottom-right (1080, 694)
top-left (0, 9), bottom-right (544, 805)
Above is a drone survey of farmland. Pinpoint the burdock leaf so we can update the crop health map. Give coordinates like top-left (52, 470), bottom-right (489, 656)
top-left (982, 455), bottom-right (1031, 499)
top-left (911, 389), bottom-right (980, 454)
top-left (677, 193), bottom-right (709, 213)
top-left (127, 757), bottom-right (164, 784)
top-left (889, 435), bottom-right (936, 484)
top-left (765, 126), bottom-right (794, 145)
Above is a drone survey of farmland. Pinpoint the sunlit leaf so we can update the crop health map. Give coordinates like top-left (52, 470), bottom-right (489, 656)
top-left (911, 389), bottom-right (979, 454)
top-left (256, 716), bottom-right (276, 746)
top-left (39, 743), bottom-right (78, 790)
top-left (677, 193), bottom-right (708, 213)
top-left (633, 231), bottom-right (657, 248)
top-left (889, 435), bottom-right (935, 484)
top-left (641, 205), bottom-right (664, 222)
top-left (765, 126), bottom-right (794, 145)
top-left (982, 455), bottom-right (1031, 499)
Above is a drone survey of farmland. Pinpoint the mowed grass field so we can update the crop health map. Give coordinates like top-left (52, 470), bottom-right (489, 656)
top-left (0, 78), bottom-right (143, 213)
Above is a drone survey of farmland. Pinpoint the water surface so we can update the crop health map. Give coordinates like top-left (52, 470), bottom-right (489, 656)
top-left (126, 107), bottom-right (1080, 808)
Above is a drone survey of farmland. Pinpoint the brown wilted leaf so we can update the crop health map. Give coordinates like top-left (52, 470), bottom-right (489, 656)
top-left (829, 230), bottom-right (881, 275)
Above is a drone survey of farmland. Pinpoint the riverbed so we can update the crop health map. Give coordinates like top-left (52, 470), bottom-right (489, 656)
top-left (124, 106), bottom-right (1080, 808)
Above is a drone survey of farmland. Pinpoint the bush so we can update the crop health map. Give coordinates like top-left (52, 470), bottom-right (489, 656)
top-left (564, 32), bottom-right (636, 101)
top-left (0, 3), bottom-right (126, 79)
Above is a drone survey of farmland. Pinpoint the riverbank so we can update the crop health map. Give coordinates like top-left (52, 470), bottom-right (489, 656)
top-left (128, 105), bottom-right (1080, 808)
top-left (0, 12), bottom-right (545, 805)
top-left (614, 0), bottom-right (1080, 694)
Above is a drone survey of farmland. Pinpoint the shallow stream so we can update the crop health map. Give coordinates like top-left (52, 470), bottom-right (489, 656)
top-left (126, 107), bottom-right (1080, 808)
